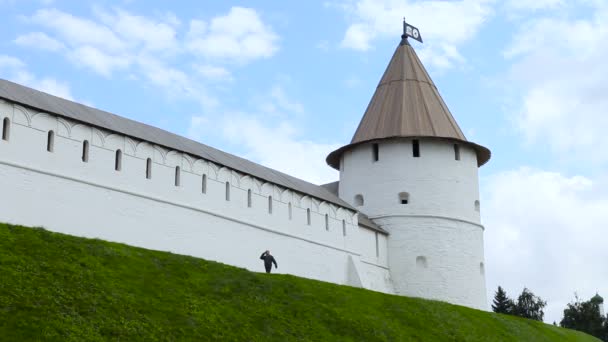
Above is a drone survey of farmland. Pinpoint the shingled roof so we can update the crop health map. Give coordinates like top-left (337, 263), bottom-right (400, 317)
top-left (326, 38), bottom-right (490, 169)
top-left (0, 78), bottom-right (353, 210)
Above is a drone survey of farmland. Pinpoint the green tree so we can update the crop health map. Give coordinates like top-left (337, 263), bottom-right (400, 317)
top-left (560, 294), bottom-right (606, 341)
top-left (492, 286), bottom-right (514, 314)
top-left (512, 287), bottom-right (546, 321)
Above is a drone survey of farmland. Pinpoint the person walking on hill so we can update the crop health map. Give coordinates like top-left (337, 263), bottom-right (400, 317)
top-left (260, 250), bottom-right (278, 274)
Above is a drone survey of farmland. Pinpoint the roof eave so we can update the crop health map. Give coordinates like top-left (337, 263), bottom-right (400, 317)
top-left (326, 136), bottom-right (491, 170)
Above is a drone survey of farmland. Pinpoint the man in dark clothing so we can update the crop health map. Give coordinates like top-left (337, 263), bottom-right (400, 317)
top-left (260, 250), bottom-right (278, 273)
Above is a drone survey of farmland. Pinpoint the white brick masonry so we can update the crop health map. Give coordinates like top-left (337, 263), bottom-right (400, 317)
top-left (0, 99), bottom-right (393, 294)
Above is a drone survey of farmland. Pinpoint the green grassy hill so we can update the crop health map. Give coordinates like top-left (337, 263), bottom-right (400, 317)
top-left (0, 223), bottom-right (597, 341)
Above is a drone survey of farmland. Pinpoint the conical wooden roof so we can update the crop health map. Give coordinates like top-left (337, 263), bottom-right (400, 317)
top-left (326, 38), bottom-right (490, 169)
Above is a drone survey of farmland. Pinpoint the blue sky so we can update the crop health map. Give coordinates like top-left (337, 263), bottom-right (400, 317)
top-left (1, 0), bottom-right (607, 324)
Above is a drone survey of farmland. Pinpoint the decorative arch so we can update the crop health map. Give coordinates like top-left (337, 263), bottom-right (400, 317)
top-left (13, 104), bottom-right (31, 126)
top-left (70, 123), bottom-right (93, 142)
top-left (56, 117), bottom-right (72, 137)
top-left (165, 150), bottom-right (183, 168)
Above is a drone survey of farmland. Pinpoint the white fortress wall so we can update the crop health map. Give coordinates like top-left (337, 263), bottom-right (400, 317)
top-left (0, 99), bottom-right (391, 291)
top-left (339, 139), bottom-right (487, 309)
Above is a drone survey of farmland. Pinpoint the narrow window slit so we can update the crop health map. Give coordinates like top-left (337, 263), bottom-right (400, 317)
top-left (412, 139), bottom-right (420, 157)
top-left (146, 158), bottom-right (152, 179)
top-left (268, 196), bottom-right (273, 214)
top-left (288, 202), bottom-right (292, 220)
top-left (325, 214), bottom-right (329, 231)
top-left (82, 140), bottom-right (89, 162)
top-left (306, 208), bottom-right (311, 226)
top-left (202, 174), bottom-right (207, 194)
top-left (375, 232), bottom-right (379, 257)
top-left (114, 149), bottom-right (122, 171)
top-left (225, 182), bottom-right (230, 201)
top-left (372, 143), bottom-right (379, 162)
top-left (47, 130), bottom-right (54, 152)
top-left (247, 189), bottom-right (252, 208)
top-left (2, 117), bottom-right (9, 141)
top-left (175, 166), bottom-right (181, 186)
top-left (342, 220), bottom-right (346, 236)
top-left (454, 144), bottom-right (460, 161)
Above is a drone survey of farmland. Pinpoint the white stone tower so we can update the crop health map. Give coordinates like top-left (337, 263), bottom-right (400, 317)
top-left (326, 27), bottom-right (491, 310)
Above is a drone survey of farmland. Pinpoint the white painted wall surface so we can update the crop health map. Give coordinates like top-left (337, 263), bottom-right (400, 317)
top-left (0, 100), bottom-right (391, 293)
top-left (339, 139), bottom-right (487, 310)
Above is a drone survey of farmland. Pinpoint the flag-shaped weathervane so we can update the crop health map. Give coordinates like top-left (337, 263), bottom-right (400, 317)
top-left (402, 18), bottom-right (422, 43)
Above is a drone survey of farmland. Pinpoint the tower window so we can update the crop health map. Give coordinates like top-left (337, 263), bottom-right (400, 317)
top-left (202, 174), bottom-right (207, 194)
top-left (82, 140), bottom-right (89, 162)
top-left (268, 196), bottom-right (273, 214)
top-left (146, 158), bottom-right (152, 179)
top-left (225, 182), bottom-right (230, 201)
top-left (288, 202), bottom-right (292, 220)
top-left (114, 149), bottom-right (122, 171)
top-left (454, 144), bottom-right (460, 161)
top-left (325, 214), bottom-right (329, 231)
top-left (480, 262), bottom-right (485, 275)
top-left (247, 189), bottom-right (252, 208)
top-left (399, 192), bottom-right (409, 204)
top-left (354, 194), bottom-right (364, 206)
top-left (412, 140), bottom-right (420, 157)
top-left (342, 220), bottom-right (346, 236)
top-left (47, 130), bottom-right (55, 152)
top-left (174, 166), bottom-right (181, 187)
top-left (372, 143), bottom-right (379, 162)
top-left (475, 200), bottom-right (480, 212)
top-left (416, 256), bottom-right (428, 269)
top-left (2, 117), bottom-right (9, 141)
top-left (306, 208), bottom-right (311, 226)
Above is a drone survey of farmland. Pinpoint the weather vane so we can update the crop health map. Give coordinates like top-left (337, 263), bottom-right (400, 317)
top-left (402, 18), bottom-right (423, 43)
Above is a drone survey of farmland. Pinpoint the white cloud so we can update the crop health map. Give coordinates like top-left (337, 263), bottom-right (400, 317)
top-left (14, 32), bottom-right (64, 51)
top-left (194, 64), bottom-right (233, 81)
top-left (189, 114), bottom-right (339, 185)
top-left (0, 54), bottom-right (73, 100)
top-left (16, 6), bottom-right (281, 108)
top-left (504, 0), bottom-right (565, 14)
top-left (68, 46), bottom-right (131, 77)
top-left (505, 4), bottom-right (608, 163)
top-left (0, 55), bottom-right (25, 69)
top-left (28, 8), bottom-right (126, 52)
top-left (337, 0), bottom-right (494, 69)
top-left (483, 167), bottom-right (608, 324)
top-left (188, 86), bottom-right (338, 185)
top-left (186, 7), bottom-right (279, 63)
top-left (94, 7), bottom-right (179, 52)
top-left (136, 56), bottom-right (217, 108)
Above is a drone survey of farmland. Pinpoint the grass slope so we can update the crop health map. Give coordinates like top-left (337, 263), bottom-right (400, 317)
top-left (0, 223), bottom-right (597, 342)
